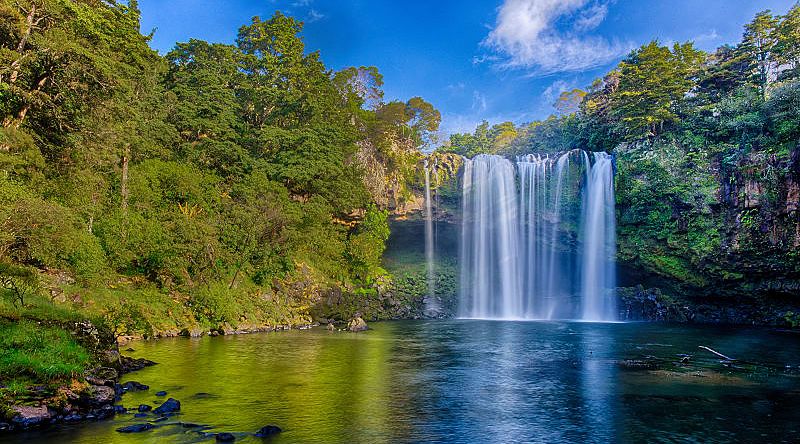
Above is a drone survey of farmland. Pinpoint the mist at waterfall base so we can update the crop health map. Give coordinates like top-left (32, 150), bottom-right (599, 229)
top-left (459, 150), bottom-right (617, 321)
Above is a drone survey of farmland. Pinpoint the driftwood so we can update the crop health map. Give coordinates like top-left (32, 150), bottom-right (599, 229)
top-left (698, 345), bottom-right (736, 361)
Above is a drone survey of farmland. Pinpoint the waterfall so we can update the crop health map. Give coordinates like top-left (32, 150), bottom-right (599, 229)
top-left (580, 152), bottom-right (617, 321)
top-left (459, 150), bottom-right (617, 321)
top-left (423, 159), bottom-right (439, 314)
top-left (458, 155), bottom-right (521, 319)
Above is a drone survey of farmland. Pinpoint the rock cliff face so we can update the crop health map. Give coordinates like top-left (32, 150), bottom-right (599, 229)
top-left (616, 141), bottom-right (799, 310)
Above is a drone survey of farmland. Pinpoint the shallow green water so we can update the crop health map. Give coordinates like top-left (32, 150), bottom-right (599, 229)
top-left (3, 321), bottom-right (800, 443)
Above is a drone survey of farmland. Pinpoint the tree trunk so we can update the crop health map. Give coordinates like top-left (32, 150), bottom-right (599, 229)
top-left (229, 266), bottom-right (241, 290)
top-left (7, 3), bottom-right (38, 86)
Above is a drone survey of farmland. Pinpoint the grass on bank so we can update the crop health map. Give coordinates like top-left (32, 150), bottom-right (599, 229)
top-left (0, 320), bottom-right (91, 382)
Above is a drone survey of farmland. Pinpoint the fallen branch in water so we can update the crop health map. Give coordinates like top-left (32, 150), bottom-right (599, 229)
top-left (698, 346), bottom-right (735, 361)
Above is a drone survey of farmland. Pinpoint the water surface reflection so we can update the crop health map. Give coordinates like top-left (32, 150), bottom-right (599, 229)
top-left (3, 321), bottom-right (798, 443)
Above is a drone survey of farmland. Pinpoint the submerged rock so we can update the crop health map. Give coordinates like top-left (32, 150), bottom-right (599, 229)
top-left (155, 391), bottom-right (167, 397)
top-left (121, 381), bottom-right (149, 391)
top-left (347, 316), bottom-right (368, 332)
top-left (617, 359), bottom-right (661, 370)
top-left (63, 413), bottom-right (83, 423)
top-left (116, 423), bottom-right (154, 433)
top-left (153, 398), bottom-right (180, 415)
top-left (138, 404), bottom-right (152, 412)
top-left (216, 432), bottom-right (236, 442)
top-left (120, 356), bottom-right (157, 374)
top-left (255, 425), bottom-right (282, 437)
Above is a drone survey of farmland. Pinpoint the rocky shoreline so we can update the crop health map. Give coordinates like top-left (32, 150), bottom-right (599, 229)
top-left (618, 285), bottom-right (800, 327)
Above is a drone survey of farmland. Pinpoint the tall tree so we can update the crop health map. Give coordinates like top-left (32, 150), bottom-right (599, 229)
top-left (609, 41), bottom-right (704, 139)
top-left (739, 10), bottom-right (780, 99)
top-left (775, 4), bottom-right (800, 80)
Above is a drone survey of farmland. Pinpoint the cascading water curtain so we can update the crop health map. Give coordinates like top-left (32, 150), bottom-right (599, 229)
top-left (579, 152), bottom-right (617, 321)
top-left (423, 158), bottom-right (439, 314)
top-left (459, 150), bottom-right (617, 321)
top-left (459, 155), bottom-right (522, 319)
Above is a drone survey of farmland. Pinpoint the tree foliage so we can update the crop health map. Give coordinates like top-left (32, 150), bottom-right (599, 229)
top-left (0, 3), bottom-right (443, 329)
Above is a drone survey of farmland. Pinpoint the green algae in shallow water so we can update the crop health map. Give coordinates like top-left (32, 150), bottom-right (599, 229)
top-left (1, 321), bottom-right (799, 443)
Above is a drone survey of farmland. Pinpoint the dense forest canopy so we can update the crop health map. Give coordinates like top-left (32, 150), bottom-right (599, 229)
top-left (444, 5), bottom-right (800, 156)
top-left (0, 0), bottom-right (440, 335)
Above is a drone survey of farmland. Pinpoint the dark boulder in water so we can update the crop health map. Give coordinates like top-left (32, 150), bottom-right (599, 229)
top-left (216, 432), bottom-right (236, 442)
top-left (120, 356), bottom-right (157, 373)
top-left (121, 381), bottom-right (149, 391)
top-left (155, 390), bottom-right (167, 396)
top-left (116, 423), bottom-right (153, 433)
top-left (138, 404), bottom-right (152, 412)
top-left (255, 425), bottom-right (282, 437)
top-left (153, 398), bottom-right (180, 415)
top-left (63, 414), bottom-right (83, 423)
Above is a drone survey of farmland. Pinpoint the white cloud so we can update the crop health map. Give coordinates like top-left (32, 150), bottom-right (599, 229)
top-left (306, 9), bottom-right (324, 23)
top-left (541, 79), bottom-right (570, 105)
top-left (692, 29), bottom-right (719, 43)
top-left (471, 91), bottom-right (488, 112)
top-left (574, 2), bottom-right (607, 31)
top-left (482, 0), bottom-right (632, 75)
top-left (446, 82), bottom-right (466, 92)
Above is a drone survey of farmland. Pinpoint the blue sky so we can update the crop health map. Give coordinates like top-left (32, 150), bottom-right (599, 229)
top-left (139, 0), bottom-right (797, 136)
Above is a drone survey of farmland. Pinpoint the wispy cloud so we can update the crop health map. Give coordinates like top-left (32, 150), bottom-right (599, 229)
top-left (692, 29), bottom-right (719, 43)
top-left (471, 91), bottom-right (488, 112)
top-left (541, 79), bottom-right (570, 105)
top-left (446, 82), bottom-right (466, 92)
top-left (306, 9), bottom-right (324, 23)
top-left (273, 0), bottom-right (324, 24)
top-left (481, 0), bottom-right (632, 75)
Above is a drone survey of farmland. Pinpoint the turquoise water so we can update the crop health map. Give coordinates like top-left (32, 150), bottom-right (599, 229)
top-left (3, 320), bottom-right (799, 443)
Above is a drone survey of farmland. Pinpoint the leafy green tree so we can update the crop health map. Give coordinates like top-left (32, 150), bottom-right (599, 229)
top-left (345, 205), bottom-right (389, 282)
top-left (609, 41), bottom-right (704, 139)
top-left (333, 66), bottom-right (384, 111)
top-left (739, 10), bottom-right (780, 99)
top-left (554, 89), bottom-right (587, 115)
top-left (775, 4), bottom-right (800, 80)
